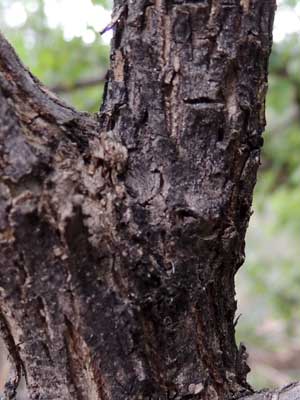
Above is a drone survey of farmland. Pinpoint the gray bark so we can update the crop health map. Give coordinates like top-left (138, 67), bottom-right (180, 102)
top-left (0, 1), bottom-right (281, 399)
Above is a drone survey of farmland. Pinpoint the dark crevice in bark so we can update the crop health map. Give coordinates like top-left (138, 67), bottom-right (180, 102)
top-left (183, 97), bottom-right (219, 105)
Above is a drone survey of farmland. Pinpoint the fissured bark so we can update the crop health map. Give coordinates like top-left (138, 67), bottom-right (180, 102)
top-left (0, 1), bottom-right (276, 399)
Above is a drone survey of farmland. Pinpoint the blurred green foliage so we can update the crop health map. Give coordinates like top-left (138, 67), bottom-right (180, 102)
top-left (236, 1), bottom-right (300, 386)
top-left (1, 0), bottom-right (300, 389)
top-left (0, 0), bottom-right (111, 111)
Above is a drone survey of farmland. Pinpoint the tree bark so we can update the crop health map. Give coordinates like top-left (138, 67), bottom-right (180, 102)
top-left (0, 1), bottom-right (277, 399)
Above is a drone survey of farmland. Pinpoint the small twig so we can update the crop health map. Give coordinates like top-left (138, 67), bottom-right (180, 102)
top-left (233, 313), bottom-right (242, 328)
top-left (51, 74), bottom-right (107, 94)
top-left (100, 5), bottom-right (126, 35)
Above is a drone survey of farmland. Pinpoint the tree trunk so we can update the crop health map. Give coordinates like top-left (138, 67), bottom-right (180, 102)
top-left (0, 1), bottom-right (278, 399)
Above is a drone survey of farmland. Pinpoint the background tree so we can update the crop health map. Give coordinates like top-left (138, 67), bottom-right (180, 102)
top-left (0, 0), bottom-right (300, 400)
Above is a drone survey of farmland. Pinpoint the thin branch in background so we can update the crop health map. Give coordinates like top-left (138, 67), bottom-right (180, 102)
top-left (51, 74), bottom-right (107, 93)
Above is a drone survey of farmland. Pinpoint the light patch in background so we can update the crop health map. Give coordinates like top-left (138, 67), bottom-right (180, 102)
top-left (3, 1), bottom-right (27, 28)
top-left (3, 0), bottom-right (300, 44)
top-left (273, 0), bottom-right (300, 42)
top-left (26, 1), bottom-right (39, 13)
top-left (43, 0), bottom-right (112, 44)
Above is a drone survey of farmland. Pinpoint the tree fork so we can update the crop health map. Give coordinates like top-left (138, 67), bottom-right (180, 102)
top-left (0, 1), bottom-right (279, 399)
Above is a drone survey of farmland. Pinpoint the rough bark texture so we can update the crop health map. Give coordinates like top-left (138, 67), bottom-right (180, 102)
top-left (0, 1), bottom-right (277, 399)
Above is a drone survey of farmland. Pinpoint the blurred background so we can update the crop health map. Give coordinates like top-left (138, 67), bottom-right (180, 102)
top-left (0, 0), bottom-right (300, 395)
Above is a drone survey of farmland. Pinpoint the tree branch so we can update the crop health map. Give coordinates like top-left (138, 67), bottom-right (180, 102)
top-left (0, 32), bottom-right (127, 399)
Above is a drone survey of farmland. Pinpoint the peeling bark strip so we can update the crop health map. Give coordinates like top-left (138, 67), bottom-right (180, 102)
top-left (0, 1), bottom-right (276, 400)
